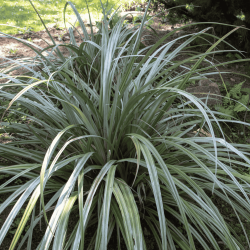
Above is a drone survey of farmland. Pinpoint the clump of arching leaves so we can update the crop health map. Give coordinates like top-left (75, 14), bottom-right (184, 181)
top-left (1, 0), bottom-right (250, 249)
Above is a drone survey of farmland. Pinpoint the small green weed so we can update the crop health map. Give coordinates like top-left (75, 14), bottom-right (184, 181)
top-left (135, 6), bottom-right (143, 11)
top-left (0, 174), bottom-right (10, 182)
top-left (159, 13), bottom-right (168, 24)
top-left (215, 81), bottom-right (250, 120)
top-left (108, 10), bottom-right (126, 29)
top-left (132, 14), bottom-right (154, 29)
top-left (57, 32), bottom-right (66, 41)
top-left (226, 52), bottom-right (243, 60)
top-left (8, 48), bottom-right (18, 55)
top-left (213, 80), bottom-right (250, 143)
top-left (190, 36), bottom-right (211, 51)
top-left (18, 26), bottom-right (34, 38)
top-left (9, 209), bottom-right (30, 237)
top-left (53, 17), bottom-right (63, 30)
top-left (185, 79), bottom-right (196, 88)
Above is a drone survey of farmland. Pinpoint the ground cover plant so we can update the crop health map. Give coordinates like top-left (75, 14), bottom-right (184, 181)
top-left (1, 0), bottom-right (250, 249)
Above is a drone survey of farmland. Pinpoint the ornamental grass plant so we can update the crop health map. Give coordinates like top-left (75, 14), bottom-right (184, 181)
top-left (1, 1), bottom-right (250, 249)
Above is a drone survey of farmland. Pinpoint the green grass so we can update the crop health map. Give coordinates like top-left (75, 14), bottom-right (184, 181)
top-left (0, 0), bottom-right (141, 35)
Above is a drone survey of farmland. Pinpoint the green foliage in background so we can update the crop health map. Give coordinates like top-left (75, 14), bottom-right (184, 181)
top-left (1, 0), bottom-right (250, 249)
top-left (147, 0), bottom-right (250, 54)
top-left (215, 81), bottom-right (250, 120)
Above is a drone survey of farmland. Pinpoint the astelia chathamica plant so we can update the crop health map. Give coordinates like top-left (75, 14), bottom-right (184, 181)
top-left (1, 0), bottom-right (250, 249)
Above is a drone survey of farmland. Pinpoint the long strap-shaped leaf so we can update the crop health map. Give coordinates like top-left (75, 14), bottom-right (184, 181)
top-left (39, 153), bottom-right (93, 250)
top-left (69, 196), bottom-right (99, 250)
top-left (1, 79), bottom-right (54, 122)
top-left (138, 143), bottom-right (168, 249)
top-left (28, 0), bottom-right (65, 61)
top-left (112, 178), bottom-right (145, 250)
top-left (78, 168), bottom-right (85, 250)
top-left (16, 186), bottom-right (65, 250)
top-left (110, 199), bottom-right (129, 250)
top-left (112, 181), bottom-right (134, 250)
top-left (100, 165), bottom-right (117, 250)
top-left (0, 180), bottom-right (36, 246)
top-left (65, 2), bottom-right (89, 42)
top-left (52, 192), bottom-right (78, 250)
top-left (79, 160), bottom-right (116, 227)
top-left (6, 154), bottom-right (90, 250)
top-left (64, 161), bottom-right (117, 250)
top-left (40, 124), bottom-right (81, 227)
top-left (116, 179), bottom-right (144, 250)
top-left (131, 135), bottom-right (186, 249)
